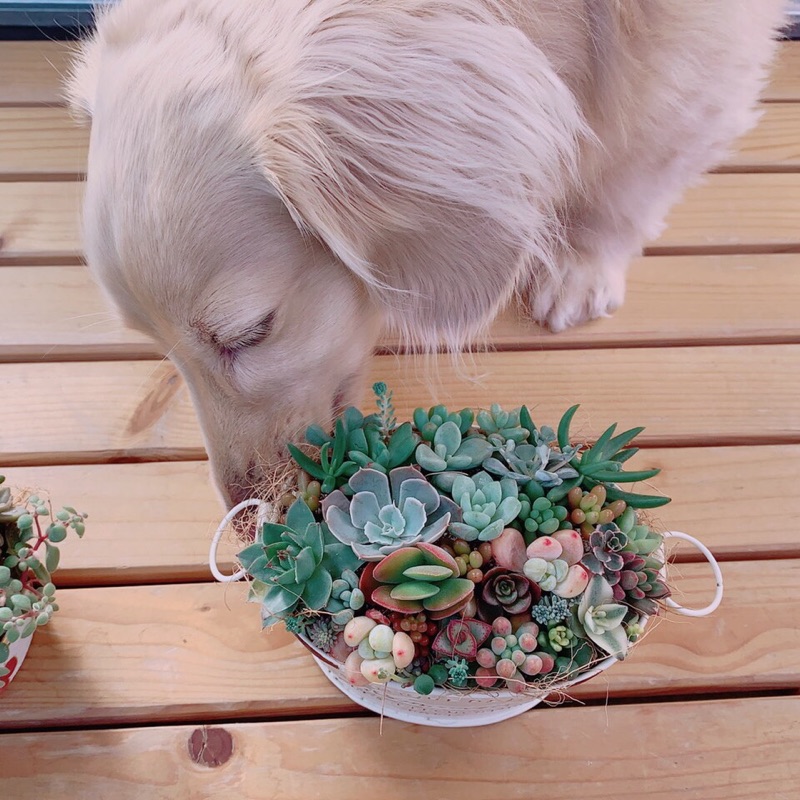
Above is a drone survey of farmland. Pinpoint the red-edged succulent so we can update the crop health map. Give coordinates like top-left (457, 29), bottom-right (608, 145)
top-left (431, 618), bottom-right (492, 660)
top-left (366, 542), bottom-right (475, 620)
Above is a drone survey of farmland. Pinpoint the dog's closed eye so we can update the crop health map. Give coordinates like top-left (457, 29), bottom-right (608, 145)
top-left (206, 310), bottom-right (277, 363)
top-left (227, 310), bottom-right (277, 351)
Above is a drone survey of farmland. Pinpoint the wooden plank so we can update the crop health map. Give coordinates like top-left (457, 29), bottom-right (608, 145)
top-left (724, 103), bottom-right (800, 170)
top-left (0, 181), bottom-right (82, 259)
top-left (3, 345), bottom-right (798, 466)
top-left (1, 102), bottom-right (799, 180)
top-left (3, 255), bottom-right (800, 362)
top-left (765, 41), bottom-right (800, 101)
top-left (2, 697), bottom-right (799, 799)
top-left (7, 445), bottom-right (800, 589)
top-left (3, 174), bottom-right (800, 260)
top-left (0, 107), bottom-right (87, 177)
top-left (0, 42), bottom-right (75, 105)
top-left (1, 559), bottom-right (798, 729)
top-left (653, 173), bottom-right (800, 253)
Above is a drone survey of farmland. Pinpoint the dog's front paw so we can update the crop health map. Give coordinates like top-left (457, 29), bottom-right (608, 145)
top-left (526, 258), bottom-right (627, 333)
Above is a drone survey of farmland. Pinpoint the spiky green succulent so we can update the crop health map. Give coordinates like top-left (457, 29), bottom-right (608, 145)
top-left (447, 471), bottom-right (521, 542)
top-left (238, 498), bottom-right (362, 626)
top-left (306, 618), bottom-right (338, 654)
top-left (322, 467), bottom-right (459, 560)
top-left (445, 657), bottom-right (470, 688)
top-left (547, 406), bottom-right (671, 509)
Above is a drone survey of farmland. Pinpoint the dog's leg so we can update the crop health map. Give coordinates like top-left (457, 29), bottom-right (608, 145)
top-left (522, 0), bottom-right (787, 333)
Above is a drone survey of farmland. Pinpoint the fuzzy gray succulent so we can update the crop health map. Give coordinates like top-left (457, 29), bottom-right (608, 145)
top-left (322, 466), bottom-right (459, 560)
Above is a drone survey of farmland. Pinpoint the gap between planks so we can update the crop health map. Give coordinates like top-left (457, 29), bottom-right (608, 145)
top-left (4, 174), bottom-right (800, 260)
top-left (2, 559), bottom-right (799, 730)
top-left (2, 345), bottom-right (799, 466)
top-left (8, 444), bottom-right (797, 588)
top-left (2, 255), bottom-right (800, 362)
top-left (0, 697), bottom-right (798, 800)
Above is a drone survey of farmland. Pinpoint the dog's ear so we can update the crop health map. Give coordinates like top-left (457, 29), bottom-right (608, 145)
top-left (250, 2), bottom-right (586, 349)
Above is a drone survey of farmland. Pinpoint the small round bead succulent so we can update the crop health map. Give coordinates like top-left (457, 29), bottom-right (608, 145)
top-left (517, 492), bottom-right (572, 541)
top-left (449, 539), bottom-right (491, 583)
top-left (541, 624), bottom-right (576, 653)
top-left (475, 617), bottom-right (549, 690)
top-left (567, 486), bottom-right (627, 536)
top-left (389, 611), bottom-right (437, 660)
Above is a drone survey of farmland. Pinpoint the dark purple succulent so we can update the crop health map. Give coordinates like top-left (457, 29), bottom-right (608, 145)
top-left (477, 567), bottom-right (538, 621)
top-left (582, 524), bottom-right (629, 579)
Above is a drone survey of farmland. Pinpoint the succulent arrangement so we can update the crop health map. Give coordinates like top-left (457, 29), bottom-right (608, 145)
top-left (0, 475), bottom-right (87, 689)
top-left (238, 384), bottom-right (674, 697)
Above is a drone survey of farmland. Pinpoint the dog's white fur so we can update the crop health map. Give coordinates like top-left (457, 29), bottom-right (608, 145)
top-left (68, 0), bottom-right (787, 506)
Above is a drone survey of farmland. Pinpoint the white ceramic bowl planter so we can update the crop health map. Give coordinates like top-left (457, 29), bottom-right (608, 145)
top-left (211, 500), bottom-right (723, 728)
top-left (0, 633), bottom-right (34, 693)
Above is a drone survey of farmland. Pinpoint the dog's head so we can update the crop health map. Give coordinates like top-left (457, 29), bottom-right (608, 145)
top-left (68, 0), bottom-right (583, 506)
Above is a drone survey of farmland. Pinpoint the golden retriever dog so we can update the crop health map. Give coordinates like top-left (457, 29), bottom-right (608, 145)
top-left (67, 0), bottom-right (788, 507)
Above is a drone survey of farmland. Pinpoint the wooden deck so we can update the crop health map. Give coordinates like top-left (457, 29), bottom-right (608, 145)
top-left (1, 40), bottom-right (799, 798)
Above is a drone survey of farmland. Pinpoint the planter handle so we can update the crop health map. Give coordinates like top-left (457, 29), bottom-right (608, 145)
top-left (209, 498), bottom-right (267, 583)
top-left (662, 531), bottom-right (723, 617)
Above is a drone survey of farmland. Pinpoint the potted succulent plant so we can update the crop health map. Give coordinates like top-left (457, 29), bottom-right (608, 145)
top-left (0, 475), bottom-right (86, 691)
top-left (210, 385), bottom-right (722, 727)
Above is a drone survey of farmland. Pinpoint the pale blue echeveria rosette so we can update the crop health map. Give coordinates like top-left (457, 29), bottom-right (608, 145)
top-left (322, 466), bottom-right (460, 560)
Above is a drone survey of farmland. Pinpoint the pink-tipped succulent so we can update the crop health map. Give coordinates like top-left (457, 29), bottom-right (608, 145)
top-left (368, 542), bottom-right (475, 620)
top-left (474, 617), bottom-right (549, 690)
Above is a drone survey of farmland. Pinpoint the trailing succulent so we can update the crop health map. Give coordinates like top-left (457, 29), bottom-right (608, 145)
top-left (238, 497), bottom-right (362, 626)
top-left (1, 477), bottom-right (87, 680)
top-left (322, 467), bottom-right (459, 560)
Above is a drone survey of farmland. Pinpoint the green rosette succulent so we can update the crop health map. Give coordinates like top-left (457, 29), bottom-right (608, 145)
top-left (238, 498), bottom-right (361, 626)
top-left (322, 467), bottom-right (459, 560)
top-left (476, 404), bottom-right (529, 443)
top-left (415, 421), bottom-right (493, 475)
top-left (448, 471), bottom-right (521, 542)
top-left (570, 575), bottom-right (629, 660)
top-left (413, 405), bottom-right (474, 442)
